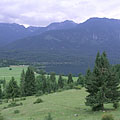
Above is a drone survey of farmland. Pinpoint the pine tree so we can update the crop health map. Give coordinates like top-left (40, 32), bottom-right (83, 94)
top-left (41, 74), bottom-right (47, 93)
top-left (50, 72), bottom-right (58, 92)
top-left (2, 78), bottom-right (6, 90)
top-left (67, 73), bottom-right (73, 84)
top-left (24, 67), bottom-right (36, 96)
top-left (0, 85), bottom-right (2, 99)
top-left (20, 69), bottom-right (25, 97)
top-left (58, 75), bottom-right (64, 88)
top-left (36, 75), bottom-right (43, 93)
top-left (85, 52), bottom-right (120, 111)
top-left (5, 77), bottom-right (20, 101)
top-left (77, 73), bottom-right (85, 87)
top-left (46, 76), bottom-right (51, 93)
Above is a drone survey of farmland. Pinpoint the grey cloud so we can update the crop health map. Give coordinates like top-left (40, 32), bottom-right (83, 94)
top-left (0, 0), bottom-right (120, 27)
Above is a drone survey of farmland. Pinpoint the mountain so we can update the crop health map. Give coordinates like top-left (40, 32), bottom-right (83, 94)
top-left (1, 17), bottom-right (120, 74)
top-left (6, 17), bottom-right (120, 51)
top-left (0, 20), bottom-right (77, 47)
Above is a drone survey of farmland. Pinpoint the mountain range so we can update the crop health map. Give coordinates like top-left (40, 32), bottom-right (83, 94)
top-left (1, 17), bottom-right (120, 74)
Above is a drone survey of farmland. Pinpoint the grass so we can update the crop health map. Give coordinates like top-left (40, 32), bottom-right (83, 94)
top-left (0, 66), bottom-right (119, 120)
top-left (0, 66), bottom-right (78, 83)
top-left (0, 89), bottom-right (120, 120)
top-left (0, 66), bottom-right (28, 83)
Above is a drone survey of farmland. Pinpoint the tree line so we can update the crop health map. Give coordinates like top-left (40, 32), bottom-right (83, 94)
top-left (0, 67), bottom-right (85, 101)
top-left (0, 51), bottom-right (120, 112)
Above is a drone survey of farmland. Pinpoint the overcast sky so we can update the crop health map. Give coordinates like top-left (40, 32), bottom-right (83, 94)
top-left (0, 0), bottom-right (120, 27)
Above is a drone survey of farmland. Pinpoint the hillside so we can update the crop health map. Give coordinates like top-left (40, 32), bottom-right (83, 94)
top-left (0, 20), bottom-right (77, 47)
top-left (1, 89), bottom-right (120, 120)
top-left (1, 18), bottom-right (120, 74)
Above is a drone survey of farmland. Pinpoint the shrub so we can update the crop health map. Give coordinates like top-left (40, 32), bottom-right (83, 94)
top-left (33, 98), bottom-right (43, 104)
top-left (7, 102), bottom-right (23, 108)
top-left (20, 97), bottom-right (26, 101)
top-left (102, 114), bottom-right (114, 120)
top-left (14, 110), bottom-right (20, 114)
top-left (35, 91), bottom-right (43, 97)
top-left (113, 102), bottom-right (119, 109)
top-left (9, 68), bottom-right (12, 70)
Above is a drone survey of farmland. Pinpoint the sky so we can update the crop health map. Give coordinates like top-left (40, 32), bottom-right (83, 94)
top-left (0, 0), bottom-right (120, 27)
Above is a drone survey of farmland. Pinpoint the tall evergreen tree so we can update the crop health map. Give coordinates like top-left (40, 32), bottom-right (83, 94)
top-left (24, 67), bottom-right (36, 96)
top-left (77, 73), bottom-right (85, 87)
top-left (5, 77), bottom-right (20, 101)
top-left (67, 73), bottom-right (73, 84)
top-left (0, 85), bottom-right (2, 99)
top-left (85, 52), bottom-right (120, 111)
top-left (50, 72), bottom-right (58, 92)
top-left (36, 75), bottom-right (43, 93)
top-left (20, 69), bottom-right (25, 96)
top-left (58, 75), bottom-right (64, 88)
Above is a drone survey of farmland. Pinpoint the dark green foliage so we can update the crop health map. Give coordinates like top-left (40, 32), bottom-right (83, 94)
top-left (35, 91), bottom-right (43, 97)
top-left (101, 114), bottom-right (114, 120)
top-left (20, 69), bottom-right (26, 97)
top-left (33, 98), bottom-right (43, 104)
top-left (9, 68), bottom-right (12, 70)
top-left (6, 101), bottom-right (23, 108)
top-left (58, 75), bottom-right (64, 88)
top-left (0, 113), bottom-right (4, 120)
top-left (2, 78), bottom-right (6, 90)
top-left (20, 97), bottom-right (26, 101)
top-left (113, 102), bottom-right (119, 109)
top-left (85, 52), bottom-right (120, 111)
top-left (24, 67), bottom-right (36, 96)
top-left (14, 110), bottom-right (20, 114)
top-left (44, 113), bottom-right (53, 120)
top-left (67, 74), bottom-right (73, 84)
top-left (0, 85), bottom-right (2, 99)
top-left (50, 72), bottom-right (58, 92)
top-left (77, 73), bottom-right (85, 87)
top-left (5, 77), bottom-right (20, 101)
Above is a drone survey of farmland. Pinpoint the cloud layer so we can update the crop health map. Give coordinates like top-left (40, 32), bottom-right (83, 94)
top-left (0, 0), bottom-right (120, 27)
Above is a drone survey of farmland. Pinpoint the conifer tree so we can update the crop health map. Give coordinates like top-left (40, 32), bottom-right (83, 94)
top-left (24, 67), bottom-right (36, 96)
top-left (36, 75), bottom-right (43, 93)
top-left (50, 72), bottom-right (58, 92)
top-left (20, 69), bottom-right (25, 96)
top-left (85, 52), bottom-right (120, 111)
top-left (5, 77), bottom-right (20, 101)
top-left (67, 73), bottom-right (73, 84)
top-left (77, 73), bottom-right (85, 87)
top-left (58, 75), bottom-right (64, 88)
top-left (0, 85), bottom-right (2, 99)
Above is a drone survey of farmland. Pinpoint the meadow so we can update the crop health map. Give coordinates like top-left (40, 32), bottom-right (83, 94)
top-left (0, 66), bottom-right (119, 120)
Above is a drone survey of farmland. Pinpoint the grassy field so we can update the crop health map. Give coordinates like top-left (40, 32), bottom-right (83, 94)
top-left (0, 66), bottom-right (78, 83)
top-left (0, 89), bottom-right (119, 120)
top-left (0, 66), bottom-right (28, 82)
top-left (0, 66), bottom-right (119, 120)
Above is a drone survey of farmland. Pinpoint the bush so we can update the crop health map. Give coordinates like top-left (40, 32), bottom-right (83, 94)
top-left (35, 91), bottom-right (43, 97)
top-left (102, 114), bottom-right (114, 120)
top-left (20, 97), bottom-right (26, 101)
top-left (113, 102), bottom-right (119, 109)
top-left (14, 110), bottom-right (20, 114)
top-left (6, 102), bottom-right (23, 108)
top-left (9, 68), bottom-right (12, 70)
top-left (33, 98), bottom-right (43, 104)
